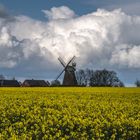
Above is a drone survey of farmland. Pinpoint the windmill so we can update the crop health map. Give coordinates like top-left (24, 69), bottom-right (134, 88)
top-left (56, 56), bottom-right (78, 86)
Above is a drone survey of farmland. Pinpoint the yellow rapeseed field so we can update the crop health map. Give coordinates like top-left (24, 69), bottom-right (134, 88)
top-left (0, 87), bottom-right (140, 140)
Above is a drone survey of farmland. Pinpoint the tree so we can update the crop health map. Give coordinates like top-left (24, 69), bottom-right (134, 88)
top-left (51, 80), bottom-right (61, 87)
top-left (76, 69), bottom-right (86, 86)
top-left (85, 69), bottom-right (94, 86)
top-left (135, 80), bottom-right (140, 87)
top-left (76, 69), bottom-right (94, 86)
top-left (89, 69), bottom-right (124, 87)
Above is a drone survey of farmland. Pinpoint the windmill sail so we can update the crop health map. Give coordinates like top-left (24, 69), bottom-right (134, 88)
top-left (58, 57), bottom-right (66, 67)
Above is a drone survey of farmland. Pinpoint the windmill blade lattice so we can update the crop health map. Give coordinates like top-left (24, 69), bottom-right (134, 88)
top-left (56, 56), bottom-right (76, 80)
top-left (58, 57), bottom-right (66, 68)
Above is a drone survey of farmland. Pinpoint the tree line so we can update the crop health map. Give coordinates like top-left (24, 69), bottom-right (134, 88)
top-left (76, 69), bottom-right (124, 87)
top-left (1, 70), bottom-right (140, 87)
top-left (51, 69), bottom-right (140, 87)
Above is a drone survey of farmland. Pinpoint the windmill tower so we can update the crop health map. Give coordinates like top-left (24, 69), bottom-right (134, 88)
top-left (56, 56), bottom-right (78, 86)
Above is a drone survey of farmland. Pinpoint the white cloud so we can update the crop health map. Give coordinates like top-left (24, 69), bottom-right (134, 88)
top-left (42, 6), bottom-right (76, 20)
top-left (110, 45), bottom-right (140, 68)
top-left (0, 6), bottom-right (140, 73)
top-left (102, 1), bottom-right (140, 16)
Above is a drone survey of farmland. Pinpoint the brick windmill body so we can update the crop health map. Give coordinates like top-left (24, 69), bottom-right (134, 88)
top-left (56, 56), bottom-right (77, 86)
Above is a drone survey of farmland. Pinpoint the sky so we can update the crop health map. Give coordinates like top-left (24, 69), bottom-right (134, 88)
top-left (0, 0), bottom-right (140, 85)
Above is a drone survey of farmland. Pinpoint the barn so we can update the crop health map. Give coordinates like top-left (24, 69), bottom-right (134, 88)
top-left (22, 79), bottom-right (49, 87)
top-left (0, 80), bottom-right (20, 87)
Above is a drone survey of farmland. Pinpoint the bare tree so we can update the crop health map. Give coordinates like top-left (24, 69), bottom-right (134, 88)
top-left (85, 69), bottom-right (94, 86)
top-left (76, 69), bottom-right (94, 86)
top-left (76, 69), bottom-right (86, 86)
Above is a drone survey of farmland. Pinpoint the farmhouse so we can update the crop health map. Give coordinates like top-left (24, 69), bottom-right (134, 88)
top-left (0, 80), bottom-right (20, 87)
top-left (22, 79), bottom-right (49, 87)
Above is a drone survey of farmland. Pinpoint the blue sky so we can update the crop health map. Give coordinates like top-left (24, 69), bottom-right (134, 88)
top-left (0, 0), bottom-right (140, 85)
top-left (1, 0), bottom-right (140, 19)
top-left (0, 0), bottom-right (94, 20)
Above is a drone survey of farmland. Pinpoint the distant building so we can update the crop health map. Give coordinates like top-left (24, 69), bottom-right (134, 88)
top-left (22, 79), bottom-right (49, 87)
top-left (0, 80), bottom-right (20, 87)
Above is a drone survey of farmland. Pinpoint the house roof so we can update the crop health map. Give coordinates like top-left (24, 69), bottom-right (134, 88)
top-left (23, 79), bottom-right (49, 87)
top-left (0, 80), bottom-right (20, 87)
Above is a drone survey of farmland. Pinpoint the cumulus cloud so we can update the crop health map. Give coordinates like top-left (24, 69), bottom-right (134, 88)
top-left (85, 0), bottom-right (140, 16)
top-left (0, 6), bottom-right (140, 73)
top-left (110, 45), bottom-right (140, 68)
top-left (42, 6), bottom-right (76, 20)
